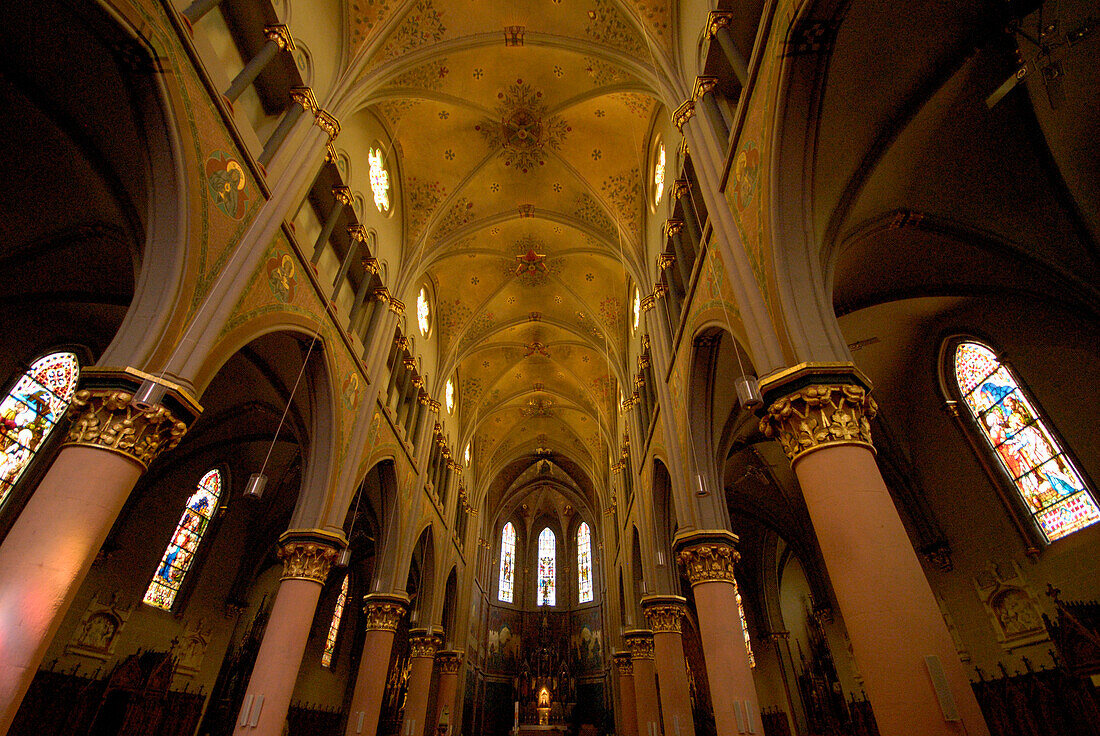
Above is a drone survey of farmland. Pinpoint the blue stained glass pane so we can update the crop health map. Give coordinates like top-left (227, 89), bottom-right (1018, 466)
top-left (144, 469), bottom-right (223, 610)
top-left (577, 523), bottom-right (593, 603)
top-left (537, 528), bottom-right (555, 606)
top-left (498, 522), bottom-right (516, 603)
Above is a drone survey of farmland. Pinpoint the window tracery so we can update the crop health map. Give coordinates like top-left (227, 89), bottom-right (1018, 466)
top-left (322, 574), bottom-right (349, 667)
top-left (499, 522), bottom-right (516, 602)
top-left (537, 527), bottom-right (556, 606)
top-left (577, 522), bottom-right (593, 603)
top-left (952, 340), bottom-right (1099, 542)
top-left (0, 351), bottom-right (79, 507)
top-left (143, 469), bottom-right (223, 610)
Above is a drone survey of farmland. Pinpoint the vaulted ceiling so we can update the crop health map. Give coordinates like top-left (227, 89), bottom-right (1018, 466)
top-left (343, 0), bottom-right (673, 510)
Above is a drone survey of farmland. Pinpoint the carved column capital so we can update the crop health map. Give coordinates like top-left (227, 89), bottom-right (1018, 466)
top-left (313, 108), bottom-right (340, 141)
top-left (673, 99), bottom-right (696, 133)
top-left (671, 178), bottom-right (690, 201)
top-left (692, 75), bottom-right (719, 101)
top-left (362, 592), bottom-right (410, 631)
top-left (277, 528), bottom-right (346, 583)
top-left (758, 362), bottom-right (877, 463)
top-left (623, 629), bottom-right (654, 660)
top-left (707, 10), bottom-right (735, 37)
top-left (612, 651), bottom-right (633, 675)
top-left (437, 649), bottom-right (464, 674)
top-left (289, 86), bottom-right (317, 112)
top-left (409, 626), bottom-right (443, 658)
top-left (263, 24), bottom-right (295, 51)
top-left (64, 368), bottom-right (202, 469)
top-left (641, 594), bottom-right (688, 633)
top-left (333, 186), bottom-right (353, 206)
top-left (674, 529), bottom-right (740, 585)
top-left (663, 218), bottom-right (684, 238)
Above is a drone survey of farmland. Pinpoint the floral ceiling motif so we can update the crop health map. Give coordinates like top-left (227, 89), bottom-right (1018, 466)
top-left (476, 81), bottom-right (571, 174)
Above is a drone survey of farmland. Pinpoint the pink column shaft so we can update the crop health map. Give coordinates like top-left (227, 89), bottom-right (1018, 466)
top-left (0, 446), bottom-right (143, 732)
top-left (693, 580), bottom-right (760, 736)
top-left (632, 658), bottom-right (661, 736)
top-left (402, 655), bottom-right (436, 736)
top-left (651, 632), bottom-right (695, 736)
top-left (434, 669), bottom-right (459, 730)
top-left (233, 577), bottom-right (324, 736)
top-left (794, 444), bottom-right (988, 736)
top-left (345, 628), bottom-right (397, 736)
top-left (617, 670), bottom-right (638, 736)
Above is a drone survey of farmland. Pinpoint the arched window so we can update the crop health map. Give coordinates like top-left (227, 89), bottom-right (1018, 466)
top-left (143, 469), bottom-right (223, 610)
top-left (0, 351), bottom-right (79, 508)
top-left (498, 521), bottom-right (516, 603)
top-left (445, 377), bottom-right (455, 414)
top-left (368, 147), bottom-right (391, 213)
top-left (322, 574), bottom-right (349, 667)
top-left (537, 527), bottom-right (556, 606)
top-left (577, 522), bottom-right (593, 603)
top-left (734, 579), bottom-right (755, 668)
top-left (951, 340), bottom-right (1100, 543)
top-left (417, 287), bottom-right (431, 337)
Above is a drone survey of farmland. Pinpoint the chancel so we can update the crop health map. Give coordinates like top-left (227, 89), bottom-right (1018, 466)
top-left (1, 1), bottom-right (1099, 736)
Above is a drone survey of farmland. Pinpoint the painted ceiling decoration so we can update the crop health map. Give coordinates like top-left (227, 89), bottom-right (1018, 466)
top-left (343, 0), bottom-right (672, 517)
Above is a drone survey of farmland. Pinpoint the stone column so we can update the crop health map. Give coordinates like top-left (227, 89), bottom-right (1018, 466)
top-left (225, 25), bottom-right (294, 104)
top-left (759, 363), bottom-right (989, 736)
top-left (234, 529), bottom-right (345, 736)
top-left (433, 650), bottom-right (464, 734)
top-left (311, 186), bottom-right (353, 266)
top-left (259, 87), bottom-right (314, 167)
top-left (641, 596), bottom-right (695, 736)
top-left (624, 630), bottom-right (661, 736)
top-left (707, 11), bottom-right (749, 86)
top-left (344, 592), bottom-right (409, 735)
top-left (674, 530), bottom-right (760, 736)
top-left (0, 368), bottom-right (200, 732)
top-left (401, 626), bottom-right (443, 736)
top-left (614, 651), bottom-right (639, 736)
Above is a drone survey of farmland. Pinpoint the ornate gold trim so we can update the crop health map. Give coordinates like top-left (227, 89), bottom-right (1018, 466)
top-left (674, 529), bottom-right (740, 585)
top-left (671, 179), bottom-right (690, 201)
top-left (612, 652), bottom-right (633, 675)
top-left (692, 75), bottom-right (719, 101)
top-left (277, 529), bottom-right (346, 583)
top-left (333, 186), bottom-right (353, 206)
top-left (707, 10), bottom-right (734, 38)
top-left (289, 86), bottom-right (316, 113)
top-left (623, 629), bottom-right (654, 660)
top-left (362, 592), bottom-right (410, 632)
top-left (656, 252), bottom-right (676, 271)
top-left (663, 218), bottom-right (684, 238)
top-left (314, 108), bottom-right (340, 141)
top-left (263, 24), bottom-right (295, 51)
top-left (641, 594), bottom-right (688, 634)
top-left (758, 363), bottom-right (877, 462)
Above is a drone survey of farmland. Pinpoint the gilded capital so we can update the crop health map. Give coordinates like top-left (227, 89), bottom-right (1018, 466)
top-left (437, 650), bottom-right (464, 675)
top-left (641, 594), bottom-right (688, 634)
top-left (623, 629), bottom-right (654, 660)
top-left (64, 367), bottom-right (201, 469)
top-left (692, 76), bottom-right (719, 101)
top-left (612, 652), bottom-right (633, 676)
top-left (674, 529), bottom-right (740, 585)
top-left (758, 363), bottom-right (877, 463)
top-left (673, 100), bottom-right (696, 132)
top-left (671, 179), bottom-right (690, 201)
top-left (707, 10), bottom-right (734, 38)
top-left (663, 218), bottom-right (684, 238)
top-left (362, 592), bottom-right (410, 632)
top-left (263, 24), bottom-right (295, 51)
top-left (277, 528), bottom-right (346, 583)
top-left (314, 108), bottom-right (340, 141)
top-left (333, 186), bottom-right (353, 206)
top-left (409, 627), bottom-right (443, 658)
top-left (289, 86), bottom-right (317, 113)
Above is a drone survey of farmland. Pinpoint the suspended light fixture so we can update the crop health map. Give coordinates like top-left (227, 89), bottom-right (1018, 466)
top-left (244, 472), bottom-right (268, 500)
top-left (131, 378), bottom-right (168, 411)
top-left (734, 375), bottom-right (763, 409)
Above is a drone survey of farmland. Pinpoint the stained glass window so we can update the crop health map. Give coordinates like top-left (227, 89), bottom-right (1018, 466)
top-left (577, 522), bottom-right (593, 603)
top-left (498, 522), bottom-right (516, 603)
top-left (653, 144), bottom-right (666, 205)
top-left (368, 148), bottom-right (390, 213)
top-left (417, 288), bottom-right (431, 337)
top-left (322, 574), bottom-right (349, 667)
top-left (143, 469), bottom-right (223, 610)
top-left (445, 378), bottom-right (455, 414)
top-left (632, 288), bottom-right (640, 333)
top-left (734, 579), bottom-right (755, 668)
top-left (953, 341), bottom-right (1100, 543)
top-left (464, 443), bottom-right (471, 467)
top-left (0, 351), bottom-right (79, 508)
top-left (537, 527), bottom-right (556, 606)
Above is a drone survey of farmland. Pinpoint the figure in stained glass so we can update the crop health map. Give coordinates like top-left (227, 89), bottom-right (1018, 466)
top-left (322, 575), bottom-right (349, 667)
top-left (498, 522), bottom-right (516, 603)
top-left (144, 469), bottom-right (223, 610)
top-left (953, 341), bottom-right (1100, 542)
top-left (577, 522), bottom-right (593, 603)
top-left (0, 352), bottom-right (79, 507)
top-left (537, 527), bottom-right (555, 606)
